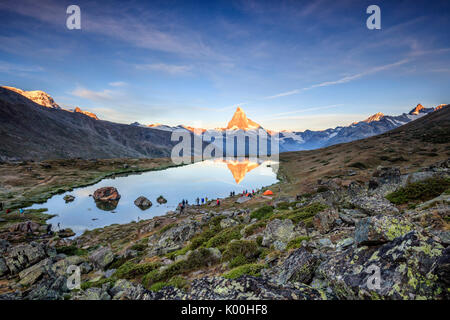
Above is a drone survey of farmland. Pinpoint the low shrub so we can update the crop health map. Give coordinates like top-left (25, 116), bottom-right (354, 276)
top-left (386, 177), bottom-right (450, 205)
top-left (143, 248), bottom-right (219, 288)
top-left (286, 236), bottom-right (310, 250)
top-left (114, 261), bottom-right (161, 279)
top-left (223, 263), bottom-right (265, 279)
top-left (222, 240), bottom-right (260, 266)
top-left (56, 245), bottom-right (87, 256)
top-left (250, 206), bottom-right (274, 220)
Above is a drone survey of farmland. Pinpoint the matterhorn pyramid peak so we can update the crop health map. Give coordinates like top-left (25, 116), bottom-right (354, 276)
top-left (226, 106), bottom-right (261, 131)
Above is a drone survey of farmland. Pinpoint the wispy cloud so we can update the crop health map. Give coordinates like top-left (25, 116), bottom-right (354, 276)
top-left (265, 58), bottom-right (411, 99)
top-left (108, 81), bottom-right (127, 87)
top-left (262, 104), bottom-right (343, 120)
top-left (0, 61), bottom-right (44, 74)
top-left (136, 63), bottom-right (192, 75)
top-left (71, 87), bottom-right (116, 102)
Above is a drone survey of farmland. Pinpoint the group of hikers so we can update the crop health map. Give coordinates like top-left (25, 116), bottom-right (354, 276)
top-left (177, 187), bottom-right (265, 213)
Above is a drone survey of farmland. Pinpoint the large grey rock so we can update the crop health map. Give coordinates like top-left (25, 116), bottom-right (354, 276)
top-left (110, 279), bottom-right (153, 300)
top-left (18, 258), bottom-right (52, 286)
top-left (0, 258), bottom-right (9, 277)
top-left (312, 209), bottom-right (338, 233)
top-left (261, 219), bottom-right (295, 249)
top-left (148, 219), bottom-right (201, 255)
top-left (156, 276), bottom-right (333, 300)
top-left (355, 215), bottom-right (415, 246)
top-left (274, 247), bottom-right (319, 285)
top-left (4, 242), bottom-right (51, 274)
top-left (89, 247), bottom-right (114, 270)
top-left (220, 218), bottom-right (239, 229)
top-left (316, 231), bottom-right (447, 299)
top-left (52, 255), bottom-right (86, 276)
top-left (75, 287), bottom-right (111, 300)
top-left (350, 195), bottom-right (399, 216)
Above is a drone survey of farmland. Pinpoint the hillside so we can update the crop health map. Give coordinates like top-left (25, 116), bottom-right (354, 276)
top-left (0, 87), bottom-right (176, 161)
top-left (278, 105), bottom-right (450, 196)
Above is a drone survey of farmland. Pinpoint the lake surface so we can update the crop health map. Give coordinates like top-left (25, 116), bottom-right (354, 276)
top-left (27, 159), bottom-right (279, 236)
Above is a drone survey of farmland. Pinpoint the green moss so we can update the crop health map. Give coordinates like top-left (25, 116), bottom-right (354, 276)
top-left (250, 205), bottom-right (274, 220)
top-left (113, 261), bottom-right (161, 279)
top-left (271, 203), bottom-right (327, 224)
top-left (386, 177), bottom-right (450, 204)
top-left (149, 276), bottom-right (189, 292)
top-left (56, 245), bottom-right (87, 256)
top-left (80, 278), bottom-right (115, 290)
top-left (286, 236), bottom-right (310, 249)
top-left (205, 225), bottom-right (243, 248)
top-left (130, 243), bottom-right (147, 252)
top-left (223, 263), bottom-right (265, 279)
top-left (143, 248), bottom-right (219, 288)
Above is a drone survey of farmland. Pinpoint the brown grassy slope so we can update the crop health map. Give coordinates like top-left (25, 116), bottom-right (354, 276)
top-left (277, 106), bottom-right (450, 196)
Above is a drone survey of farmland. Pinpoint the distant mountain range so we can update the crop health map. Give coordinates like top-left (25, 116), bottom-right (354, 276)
top-left (137, 103), bottom-right (449, 152)
top-left (0, 85), bottom-right (448, 160)
top-left (0, 86), bottom-right (176, 161)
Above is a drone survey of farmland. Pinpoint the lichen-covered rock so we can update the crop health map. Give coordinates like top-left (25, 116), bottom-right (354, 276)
top-left (109, 279), bottom-right (153, 300)
top-left (18, 258), bottom-right (52, 286)
top-left (4, 242), bottom-right (52, 274)
top-left (148, 219), bottom-right (201, 256)
top-left (52, 255), bottom-right (86, 276)
top-left (355, 215), bottom-right (415, 246)
top-left (157, 276), bottom-right (333, 300)
top-left (272, 247), bottom-right (319, 285)
top-left (89, 246), bottom-right (115, 270)
top-left (350, 195), bottom-right (399, 216)
top-left (26, 274), bottom-right (70, 300)
top-left (220, 218), bottom-right (239, 229)
top-left (313, 209), bottom-right (339, 233)
top-left (75, 287), bottom-right (111, 300)
top-left (262, 219), bottom-right (295, 249)
top-left (316, 231), bottom-right (447, 299)
top-left (0, 258), bottom-right (8, 277)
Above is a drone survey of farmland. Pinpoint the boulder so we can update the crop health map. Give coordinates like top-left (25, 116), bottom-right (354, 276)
top-left (75, 287), bottom-right (111, 300)
top-left (110, 279), bottom-right (152, 300)
top-left (350, 195), bottom-right (399, 216)
top-left (8, 221), bottom-right (41, 233)
top-left (355, 215), bottom-right (414, 246)
top-left (148, 219), bottom-right (201, 255)
top-left (63, 195), bottom-right (75, 203)
top-left (261, 219), bottom-right (295, 249)
top-left (89, 246), bottom-right (115, 269)
top-left (57, 228), bottom-right (75, 238)
top-left (312, 209), bottom-right (339, 234)
top-left (134, 196), bottom-right (152, 210)
top-left (156, 196), bottom-right (167, 204)
top-left (4, 242), bottom-right (52, 274)
top-left (158, 276), bottom-right (333, 300)
top-left (236, 196), bottom-right (251, 204)
top-left (274, 247), bottom-right (319, 285)
top-left (220, 218), bottom-right (239, 229)
top-left (0, 258), bottom-right (8, 277)
top-left (316, 231), bottom-right (447, 299)
top-left (93, 187), bottom-right (121, 202)
top-left (18, 258), bottom-right (52, 286)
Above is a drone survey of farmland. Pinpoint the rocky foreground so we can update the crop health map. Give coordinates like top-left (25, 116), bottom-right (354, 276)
top-left (0, 158), bottom-right (449, 300)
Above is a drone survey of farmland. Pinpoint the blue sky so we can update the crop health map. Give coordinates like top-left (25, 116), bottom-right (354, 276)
top-left (0, 0), bottom-right (449, 131)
